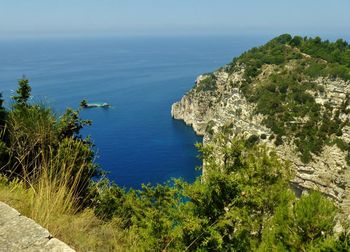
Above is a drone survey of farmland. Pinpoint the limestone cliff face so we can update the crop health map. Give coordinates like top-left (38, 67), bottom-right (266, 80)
top-left (172, 62), bottom-right (350, 211)
top-left (172, 67), bottom-right (268, 139)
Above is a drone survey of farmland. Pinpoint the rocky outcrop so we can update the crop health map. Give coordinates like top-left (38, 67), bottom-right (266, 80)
top-left (172, 67), bottom-right (268, 138)
top-left (0, 202), bottom-right (75, 252)
top-left (171, 63), bottom-right (350, 211)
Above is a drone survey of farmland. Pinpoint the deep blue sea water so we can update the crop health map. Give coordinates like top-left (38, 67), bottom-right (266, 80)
top-left (0, 35), bottom-right (270, 188)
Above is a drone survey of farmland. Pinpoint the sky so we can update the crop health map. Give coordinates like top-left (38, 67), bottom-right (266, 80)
top-left (0, 0), bottom-right (350, 38)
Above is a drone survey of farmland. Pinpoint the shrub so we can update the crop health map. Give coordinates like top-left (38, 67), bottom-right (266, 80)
top-left (196, 74), bottom-right (217, 92)
top-left (246, 134), bottom-right (260, 146)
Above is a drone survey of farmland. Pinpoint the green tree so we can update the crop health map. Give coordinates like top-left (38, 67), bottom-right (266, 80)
top-left (58, 108), bottom-right (92, 139)
top-left (275, 34), bottom-right (293, 44)
top-left (290, 35), bottom-right (303, 47)
top-left (180, 134), bottom-right (292, 251)
top-left (80, 99), bottom-right (88, 108)
top-left (13, 77), bottom-right (31, 107)
top-left (259, 192), bottom-right (337, 251)
top-left (0, 93), bottom-right (5, 126)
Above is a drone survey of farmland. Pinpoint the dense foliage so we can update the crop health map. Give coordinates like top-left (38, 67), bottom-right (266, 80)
top-left (0, 78), bottom-right (97, 202)
top-left (230, 34), bottom-right (350, 81)
top-left (226, 34), bottom-right (350, 163)
top-left (195, 73), bottom-right (218, 92)
top-left (1, 39), bottom-right (350, 250)
top-left (87, 130), bottom-right (350, 251)
top-left (0, 93), bottom-right (5, 126)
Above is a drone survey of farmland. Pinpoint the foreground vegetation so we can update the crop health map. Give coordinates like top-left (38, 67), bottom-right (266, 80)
top-left (1, 36), bottom-right (350, 251)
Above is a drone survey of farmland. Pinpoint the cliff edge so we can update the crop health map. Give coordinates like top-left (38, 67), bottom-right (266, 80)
top-left (0, 202), bottom-right (74, 252)
top-left (172, 34), bottom-right (350, 212)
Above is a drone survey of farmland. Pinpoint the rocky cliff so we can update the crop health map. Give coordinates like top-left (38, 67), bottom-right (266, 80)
top-left (172, 35), bottom-right (350, 212)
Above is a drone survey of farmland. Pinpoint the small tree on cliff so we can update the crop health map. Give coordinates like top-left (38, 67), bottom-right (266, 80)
top-left (13, 77), bottom-right (31, 108)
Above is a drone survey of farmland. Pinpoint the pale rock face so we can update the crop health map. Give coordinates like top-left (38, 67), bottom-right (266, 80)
top-left (277, 144), bottom-right (348, 202)
top-left (172, 64), bottom-right (350, 212)
top-left (0, 202), bottom-right (75, 252)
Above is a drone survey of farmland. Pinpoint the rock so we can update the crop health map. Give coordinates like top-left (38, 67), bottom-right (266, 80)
top-left (0, 202), bottom-right (75, 252)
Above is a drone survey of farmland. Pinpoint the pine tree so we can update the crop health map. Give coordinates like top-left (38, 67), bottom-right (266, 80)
top-left (13, 77), bottom-right (31, 107)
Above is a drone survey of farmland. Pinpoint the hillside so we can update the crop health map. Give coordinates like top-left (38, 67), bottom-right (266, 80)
top-left (1, 36), bottom-right (350, 251)
top-left (172, 34), bottom-right (350, 210)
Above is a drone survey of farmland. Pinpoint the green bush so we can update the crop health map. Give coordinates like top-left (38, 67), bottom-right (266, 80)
top-left (259, 192), bottom-right (337, 251)
top-left (196, 74), bottom-right (217, 92)
top-left (246, 134), bottom-right (260, 147)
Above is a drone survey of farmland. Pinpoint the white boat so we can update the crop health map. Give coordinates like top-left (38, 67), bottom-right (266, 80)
top-left (81, 101), bottom-right (111, 108)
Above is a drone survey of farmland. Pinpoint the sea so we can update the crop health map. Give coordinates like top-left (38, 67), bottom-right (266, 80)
top-left (0, 35), bottom-right (271, 188)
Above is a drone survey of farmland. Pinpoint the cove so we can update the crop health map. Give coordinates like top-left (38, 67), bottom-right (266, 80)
top-left (0, 35), bottom-right (269, 188)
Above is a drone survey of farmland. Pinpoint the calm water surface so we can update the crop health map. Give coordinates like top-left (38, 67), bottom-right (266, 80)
top-left (0, 35), bottom-right (270, 188)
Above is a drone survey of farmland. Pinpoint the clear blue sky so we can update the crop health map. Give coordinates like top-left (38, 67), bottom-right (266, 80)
top-left (1, 0), bottom-right (349, 38)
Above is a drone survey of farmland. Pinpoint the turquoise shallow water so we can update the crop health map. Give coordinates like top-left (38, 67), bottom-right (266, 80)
top-left (0, 35), bottom-right (270, 188)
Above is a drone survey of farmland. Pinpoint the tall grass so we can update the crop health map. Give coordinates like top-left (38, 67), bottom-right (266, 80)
top-left (29, 141), bottom-right (89, 227)
top-left (0, 105), bottom-right (138, 251)
top-left (1, 106), bottom-right (85, 222)
top-left (0, 172), bottom-right (138, 251)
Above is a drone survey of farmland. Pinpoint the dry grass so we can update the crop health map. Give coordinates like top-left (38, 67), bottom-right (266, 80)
top-left (0, 107), bottom-right (141, 251)
top-left (0, 176), bottom-right (140, 251)
top-left (0, 153), bottom-right (140, 251)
